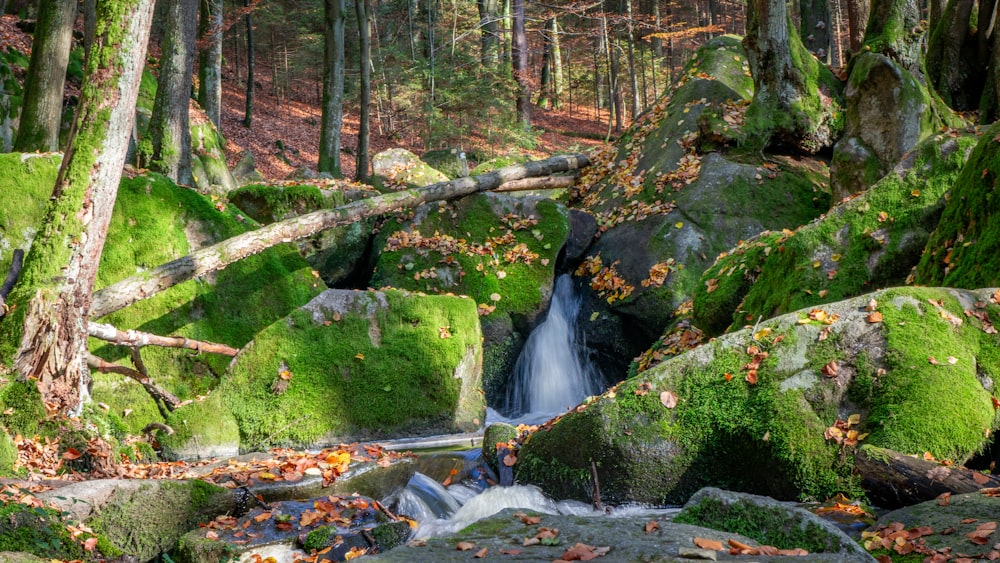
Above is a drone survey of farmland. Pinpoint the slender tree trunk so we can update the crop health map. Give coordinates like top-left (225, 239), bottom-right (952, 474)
top-left (198, 0), bottom-right (223, 128)
top-left (83, 0), bottom-right (97, 61)
top-left (625, 0), bottom-right (639, 122)
top-left (477, 0), bottom-right (499, 66)
top-left (150, 0), bottom-right (197, 185)
top-left (926, 0), bottom-right (974, 108)
top-left (243, 0), bottom-right (254, 127)
top-left (512, 0), bottom-right (529, 130)
top-left (13, 0), bottom-right (76, 152)
top-left (610, 24), bottom-right (623, 132)
top-left (845, 0), bottom-right (868, 53)
top-left (978, 0), bottom-right (997, 71)
top-left (800, 0), bottom-right (831, 63)
top-left (551, 18), bottom-right (563, 109)
top-left (91, 154), bottom-right (591, 318)
top-left (319, 0), bottom-right (345, 175)
top-left (929, 0), bottom-right (947, 32)
top-left (538, 19), bottom-right (553, 108)
top-left (501, 0), bottom-right (511, 69)
top-left (0, 0), bottom-right (155, 415)
top-left (356, 0), bottom-right (372, 181)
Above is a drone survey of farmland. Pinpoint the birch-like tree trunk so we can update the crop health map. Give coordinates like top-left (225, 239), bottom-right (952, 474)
top-left (13, 0), bottom-right (76, 152)
top-left (0, 0), bottom-right (156, 415)
top-left (198, 0), bottom-right (224, 128)
top-left (477, 0), bottom-right (500, 66)
top-left (318, 0), bottom-right (346, 175)
top-left (512, 0), bottom-right (530, 130)
top-left (356, 0), bottom-right (372, 181)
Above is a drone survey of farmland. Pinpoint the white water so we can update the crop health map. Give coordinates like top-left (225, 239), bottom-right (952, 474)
top-left (503, 274), bottom-right (604, 418)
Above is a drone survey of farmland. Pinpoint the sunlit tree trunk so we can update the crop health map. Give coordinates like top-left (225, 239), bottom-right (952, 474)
top-left (243, 0), bottom-right (254, 127)
top-left (512, 0), bottom-right (529, 130)
top-left (149, 0), bottom-right (197, 185)
top-left (551, 18), bottom-right (563, 109)
top-left (198, 0), bottom-right (223, 128)
top-left (0, 0), bottom-right (155, 415)
top-left (356, 0), bottom-right (372, 180)
top-left (477, 0), bottom-right (499, 66)
top-left (319, 0), bottom-right (345, 176)
top-left (14, 0), bottom-right (76, 152)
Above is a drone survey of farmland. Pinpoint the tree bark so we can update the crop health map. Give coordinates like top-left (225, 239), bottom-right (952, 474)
top-left (626, 0), bottom-right (639, 122)
top-left (551, 18), bottom-right (563, 109)
top-left (512, 0), bottom-right (529, 130)
top-left (978, 0), bottom-right (997, 71)
top-left (318, 0), bottom-right (346, 176)
top-left (800, 0), bottom-right (831, 63)
top-left (864, 0), bottom-right (923, 73)
top-left (90, 154), bottom-right (590, 318)
top-left (356, 0), bottom-right (372, 181)
top-left (0, 0), bottom-right (156, 415)
top-left (13, 0), bottom-right (77, 152)
top-left (477, 0), bottom-right (500, 66)
top-left (845, 0), bottom-right (869, 53)
top-left (855, 446), bottom-right (1000, 509)
top-left (538, 18), bottom-right (553, 109)
top-left (243, 0), bottom-right (254, 127)
top-left (197, 0), bottom-right (223, 129)
top-left (929, 0), bottom-right (948, 32)
top-left (926, 0), bottom-right (975, 109)
top-left (150, 0), bottom-right (198, 185)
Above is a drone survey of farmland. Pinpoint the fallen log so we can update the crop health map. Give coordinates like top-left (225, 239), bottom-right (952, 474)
top-left (90, 154), bottom-right (589, 319)
top-left (88, 322), bottom-right (239, 356)
top-left (87, 354), bottom-right (181, 412)
top-left (854, 445), bottom-right (1000, 509)
top-left (493, 173), bottom-right (579, 192)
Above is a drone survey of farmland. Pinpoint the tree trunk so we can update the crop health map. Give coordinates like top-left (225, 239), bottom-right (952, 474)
top-left (538, 18), bottom-right (553, 109)
top-left (477, 0), bottom-right (499, 66)
top-left (197, 0), bottom-right (223, 129)
top-left (551, 18), bottom-right (563, 109)
top-left (929, 0), bottom-right (947, 32)
top-left (864, 0), bottom-right (923, 73)
top-left (977, 0), bottom-right (997, 71)
top-left (800, 0), bottom-right (831, 63)
top-left (855, 446), bottom-right (1000, 510)
top-left (318, 0), bottom-right (346, 176)
top-left (626, 0), bottom-right (639, 123)
top-left (243, 0), bottom-right (254, 127)
top-left (83, 0), bottom-right (96, 61)
top-left (149, 0), bottom-right (197, 185)
top-left (13, 0), bottom-right (76, 152)
top-left (845, 0), bottom-right (869, 53)
top-left (926, 0), bottom-right (975, 109)
top-left (0, 0), bottom-right (155, 415)
top-left (90, 154), bottom-right (590, 318)
top-left (985, 6), bottom-right (1000, 122)
top-left (512, 0), bottom-right (529, 130)
top-left (356, 0), bottom-right (372, 181)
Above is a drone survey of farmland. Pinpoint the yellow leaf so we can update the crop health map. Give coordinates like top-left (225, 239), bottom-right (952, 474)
top-left (812, 260), bottom-right (821, 268)
top-left (675, 222), bottom-right (684, 229)
top-left (847, 414), bottom-right (861, 426)
top-left (354, 353), bottom-right (365, 360)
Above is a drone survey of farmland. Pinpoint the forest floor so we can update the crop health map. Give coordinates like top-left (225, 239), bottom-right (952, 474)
top-left (216, 61), bottom-right (612, 180)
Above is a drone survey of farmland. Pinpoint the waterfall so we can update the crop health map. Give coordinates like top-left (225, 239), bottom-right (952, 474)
top-left (503, 274), bottom-right (603, 418)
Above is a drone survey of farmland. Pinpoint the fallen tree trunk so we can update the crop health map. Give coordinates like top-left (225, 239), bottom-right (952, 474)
top-left (90, 154), bottom-right (589, 318)
top-left (493, 173), bottom-right (579, 192)
top-left (88, 322), bottom-right (239, 356)
top-left (854, 445), bottom-right (1000, 509)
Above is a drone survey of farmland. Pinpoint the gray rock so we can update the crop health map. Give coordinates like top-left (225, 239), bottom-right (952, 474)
top-left (873, 491), bottom-right (1000, 554)
top-left (372, 148), bottom-right (449, 192)
top-left (421, 147), bottom-right (470, 179)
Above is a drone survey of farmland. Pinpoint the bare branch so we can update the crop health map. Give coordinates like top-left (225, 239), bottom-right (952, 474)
top-left (87, 354), bottom-right (181, 411)
top-left (88, 322), bottom-right (239, 356)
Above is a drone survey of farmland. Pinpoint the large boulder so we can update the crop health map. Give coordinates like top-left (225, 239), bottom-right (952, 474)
top-left (218, 288), bottom-right (484, 450)
top-left (830, 53), bottom-right (964, 201)
top-left (516, 287), bottom-right (1000, 505)
top-left (694, 131), bottom-right (978, 335)
top-left (189, 112), bottom-right (238, 196)
top-left (372, 148), bottom-right (449, 192)
top-left (370, 193), bottom-right (570, 406)
top-left (89, 173), bottom-right (323, 435)
top-left (229, 182), bottom-right (379, 287)
top-left (421, 147), bottom-right (469, 179)
top-left (569, 35), bottom-right (828, 363)
top-left (915, 120), bottom-right (1000, 288)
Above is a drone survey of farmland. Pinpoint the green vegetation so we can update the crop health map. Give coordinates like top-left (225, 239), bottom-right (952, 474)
top-left (0, 502), bottom-right (86, 559)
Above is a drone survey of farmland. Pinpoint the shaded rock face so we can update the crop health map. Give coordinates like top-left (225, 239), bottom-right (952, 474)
top-left (421, 147), bottom-right (470, 179)
top-left (370, 192), bottom-right (569, 407)
top-left (220, 288), bottom-right (484, 451)
top-left (372, 148), bottom-right (449, 192)
top-left (516, 287), bottom-right (1000, 506)
top-left (695, 133), bottom-right (976, 336)
top-left (830, 53), bottom-right (959, 201)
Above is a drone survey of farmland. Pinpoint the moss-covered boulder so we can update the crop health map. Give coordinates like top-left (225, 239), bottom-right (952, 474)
top-left (89, 173), bottom-right (323, 435)
top-left (220, 288), bottom-right (483, 450)
top-left (38, 478), bottom-right (237, 562)
top-left (158, 393), bottom-right (240, 460)
top-left (570, 35), bottom-right (828, 349)
top-left (372, 148), bottom-right (449, 192)
top-left (229, 182), bottom-right (379, 287)
top-left (0, 153), bottom-right (63, 276)
top-left (0, 49), bottom-right (26, 152)
top-left (915, 120), bottom-right (1000, 288)
top-left (694, 132), bottom-right (977, 335)
top-left (190, 114), bottom-right (237, 195)
top-left (371, 192), bottom-right (569, 405)
top-left (421, 147), bottom-right (469, 179)
top-left (830, 53), bottom-right (963, 201)
top-left (516, 286), bottom-right (1000, 505)
top-left (867, 491), bottom-right (1000, 560)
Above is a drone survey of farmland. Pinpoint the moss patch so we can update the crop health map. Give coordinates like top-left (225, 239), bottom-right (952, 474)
top-left (221, 289), bottom-right (483, 450)
top-left (0, 153), bottom-right (63, 293)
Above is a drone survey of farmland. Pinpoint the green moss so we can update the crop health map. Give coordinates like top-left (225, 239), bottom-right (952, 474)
top-left (158, 394), bottom-right (239, 460)
top-left (470, 155), bottom-right (529, 175)
top-left (0, 502), bottom-right (85, 559)
top-left (915, 121), bottom-right (1000, 287)
top-left (695, 132), bottom-right (978, 335)
top-left (0, 381), bottom-right (47, 438)
top-left (88, 173), bottom-right (322, 434)
top-left (222, 290), bottom-right (483, 450)
top-left (0, 430), bottom-right (17, 476)
top-left (674, 497), bottom-right (843, 553)
top-left (229, 184), bottom-right (328, 223)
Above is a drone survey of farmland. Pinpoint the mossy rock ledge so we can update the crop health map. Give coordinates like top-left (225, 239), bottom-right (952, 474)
top-left (694, 131), bottom-right (977, 336)
top-left (371, 192), bottom-right (569, 406)
top-left (372, 148), bottom-right (449, 192)
top-left (218, 288), bottom-right (484, 451)
top-left (515, 286), bottom-right (1000, 505)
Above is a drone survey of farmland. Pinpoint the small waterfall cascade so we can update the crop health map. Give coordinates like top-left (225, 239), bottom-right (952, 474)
top-left (503, 274), bottom-right (604, 418)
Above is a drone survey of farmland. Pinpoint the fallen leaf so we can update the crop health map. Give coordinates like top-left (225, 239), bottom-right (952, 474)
top-left (456, 541), bottom-right (476, 551)
top-left (645, 520), bottom-right (659, 534)
top-left (474, 547), bottom-right (488, 558)
top-left (938, 492), bottom-right (951, 506)
top-left (205, 531), bottom-right (219, 540)
top-left (559, 542), bottom-right (611, 561)
top-left (62, 448), bottom-right (82, 460)
top-left (867, 311), bottom-right (883, 323)
top-left (821, 360), bottom-right (839, 378)
top-left (660, 391), bottom-right (678, 409)
top-left (83, 537), bottom-right (99, 551)
top-left (745, 370), bottom-right (758, 385)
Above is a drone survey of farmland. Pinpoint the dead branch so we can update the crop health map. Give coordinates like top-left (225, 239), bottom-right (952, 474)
top-left (493, 173), bottom-right (579, 192)
top-left (87, 354), bottom-right (181, 412)
top-left (90, 153), bottom-right (589, 318)
top-left (88, 322), bottom-right (239, 356)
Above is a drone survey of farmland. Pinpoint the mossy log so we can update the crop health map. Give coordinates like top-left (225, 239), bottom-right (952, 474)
top-left (90, 154), bottom-right (589, 318)
top-left (855, 446), bottom-right (1000, 509)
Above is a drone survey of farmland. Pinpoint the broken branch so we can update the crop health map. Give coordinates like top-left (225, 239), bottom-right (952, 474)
top-left (87, 354), bottom-right (181, 411)
top-left (88, 322), bottom-right (239, 356)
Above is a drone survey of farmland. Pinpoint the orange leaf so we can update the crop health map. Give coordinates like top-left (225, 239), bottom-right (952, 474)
top-left (205, 531), bottom-right (219, 540)
top-left (503, 453), bottom-right (517, 466)
top-left (645, 520), bottom-right (659, 533)
top-left (83, 537), bottom-right (99, 551)
top-left (456, 541), bottom-right (476, 551)
top-left (474, 548), bottom-right (488, 558)
top-left (660, 391), bottom-right (678, 409)
top-left (694, 537), bottom-right (724, 551)
top-left (821, 360), bottom-right (839, 378)
top-left (866, 311), bottom-right (883, 323)
top-left (745, 370), bottom-right (758, 385)
top-left (938, 492), bottom-right (951, 506)
top-left (973, 471), bottom-right (991, 486)
top-left (62, 448), bottom-right (82, 460)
